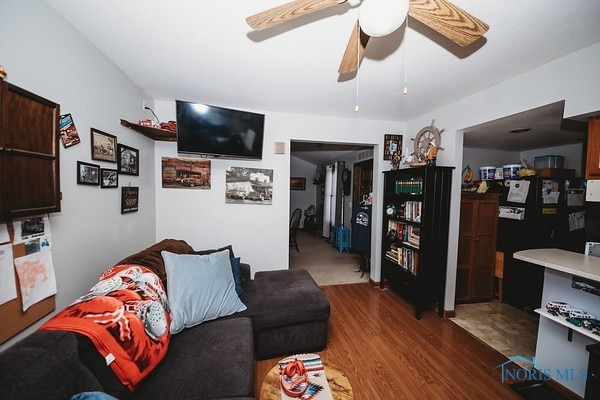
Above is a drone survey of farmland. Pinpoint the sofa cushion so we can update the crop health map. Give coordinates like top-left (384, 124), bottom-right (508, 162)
top-left (131, 317), bottom-right (254, 400)
top-left (239, 269), bottom-right (330, 331)
top-left (115, 239), bottom-right (193, 286)
top-left (230, 257), bottom-right (244, 295)
top-left (0, 331), bottom-right (102, 400)
top-left (162, 250), bottom-right (247, 334)
top-left (189, 244), bottom-right (235, 258)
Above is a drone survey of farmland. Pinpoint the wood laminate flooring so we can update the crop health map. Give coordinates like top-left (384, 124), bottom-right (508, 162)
top-left (254, 283), bottom-right (579, 399)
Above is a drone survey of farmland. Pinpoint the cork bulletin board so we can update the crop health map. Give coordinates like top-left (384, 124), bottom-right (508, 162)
top-left (0, 222), bottom-right (55, 345)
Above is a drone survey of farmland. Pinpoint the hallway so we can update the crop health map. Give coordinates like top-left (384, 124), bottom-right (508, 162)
top-left (289, 230), bottom-right (369, 286)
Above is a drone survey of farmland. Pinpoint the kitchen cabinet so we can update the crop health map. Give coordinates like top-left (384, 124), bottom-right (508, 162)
top-left (0, 79), bottom-right (60, 220)
top-left (456, 193), bottom-right (500, 302)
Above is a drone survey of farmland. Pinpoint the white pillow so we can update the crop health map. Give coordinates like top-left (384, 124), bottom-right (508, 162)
top-left (162, 249), bottom-right (247, 334)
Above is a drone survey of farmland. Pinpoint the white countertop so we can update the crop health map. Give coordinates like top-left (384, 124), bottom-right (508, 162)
top-left (513, 248), bottom-right (600, 282)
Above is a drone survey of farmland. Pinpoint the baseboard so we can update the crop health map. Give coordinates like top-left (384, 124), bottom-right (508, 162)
top-left (444, 309), bottom-right (456, 318)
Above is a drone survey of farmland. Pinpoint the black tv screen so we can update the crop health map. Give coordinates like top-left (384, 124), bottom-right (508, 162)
top-left (176, 100), bottom-right (265, 160)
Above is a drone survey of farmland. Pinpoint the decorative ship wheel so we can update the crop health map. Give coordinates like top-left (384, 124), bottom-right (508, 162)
top-left (410, 120), bottom-right (444, 166)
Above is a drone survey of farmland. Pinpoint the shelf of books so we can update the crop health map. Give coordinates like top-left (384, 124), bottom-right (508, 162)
top-left (380, 166), bottom-right (453, 319)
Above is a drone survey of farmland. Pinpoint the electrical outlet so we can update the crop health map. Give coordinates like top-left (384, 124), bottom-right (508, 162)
top-left (142, 100), bottom-right (146, 110)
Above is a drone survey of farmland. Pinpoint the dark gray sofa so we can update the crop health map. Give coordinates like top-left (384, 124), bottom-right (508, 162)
top-left (0, 239), bottom-right (330, 400)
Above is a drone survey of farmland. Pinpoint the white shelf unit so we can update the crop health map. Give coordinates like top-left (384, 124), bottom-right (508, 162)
top-left (535, 308), bottom-right (600, 342)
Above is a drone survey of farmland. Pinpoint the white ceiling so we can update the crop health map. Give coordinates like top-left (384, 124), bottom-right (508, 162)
top-left (44, 0), bottom-right (600, 124)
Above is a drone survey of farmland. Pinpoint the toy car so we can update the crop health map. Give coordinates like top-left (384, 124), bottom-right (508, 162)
top-left (546, 301), bottom-right (568, 311)
top-left (569, 310), bottom-right (596, 320)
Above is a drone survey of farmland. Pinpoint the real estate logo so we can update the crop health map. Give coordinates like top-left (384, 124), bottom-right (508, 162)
top-left (496, 356), bottom-right (588, 383)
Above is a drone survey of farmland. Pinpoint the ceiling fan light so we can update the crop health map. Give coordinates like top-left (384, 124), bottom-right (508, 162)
top-left (359, 0), bottom-right (409, 37)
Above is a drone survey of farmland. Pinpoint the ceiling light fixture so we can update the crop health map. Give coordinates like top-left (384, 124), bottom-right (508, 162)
top-left (359, 0), bottom-right (409, 37)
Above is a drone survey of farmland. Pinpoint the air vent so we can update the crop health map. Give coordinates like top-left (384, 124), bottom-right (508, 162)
top-left (357, 149), bottom-right (373, 161)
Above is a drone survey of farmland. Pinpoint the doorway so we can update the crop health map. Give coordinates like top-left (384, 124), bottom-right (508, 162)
top-left (289, 141), bottom-right (374, 285)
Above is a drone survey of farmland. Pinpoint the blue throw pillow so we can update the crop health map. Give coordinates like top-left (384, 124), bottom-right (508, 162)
top-left (230, 257), bottom-right (243, 295)
top-left (162, 250), bottom-right (247, 334)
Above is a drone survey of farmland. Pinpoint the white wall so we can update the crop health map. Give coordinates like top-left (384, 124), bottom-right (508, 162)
top-left (521, 143), bottom-right (584, 177)
top-left (0, 0), bottom-right (156, 351)
top-left (290, 156), bottom-right (318, 228)
top-left (463, 143), bottom-right (584, 180)
top-left (154, 99), bottom-right (404, 274)
top-left (406, 42), bottom-right (600, 313)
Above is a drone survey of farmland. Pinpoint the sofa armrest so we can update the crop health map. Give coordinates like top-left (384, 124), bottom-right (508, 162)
top-left (240, 262), bottom-right (251, 283)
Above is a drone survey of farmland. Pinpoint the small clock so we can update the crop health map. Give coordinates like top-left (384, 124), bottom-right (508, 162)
top-left (342, 168), bottom-right (350, 183)
top-left (385, 203), bottom-right (396, 216)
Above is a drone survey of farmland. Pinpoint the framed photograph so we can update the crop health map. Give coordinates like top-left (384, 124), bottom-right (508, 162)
top-left (118, 143), bottom-right (139, 176)
top-left (59, 113), bottom-right (81, 148)
top-left (161, 157), bottom-right (211, 189)
top-left (100, 168), bottom-right (119, 188)
top-left (290, 177), bottom-right (306, 191)
top-left (77, 161), bottom-right (100, 185)
top-left (90, 128), bottom-right (117, 163)
top-left (121, 186), bottom-right (139, 214)
top-left (225, 167), bottom-right (273, 205)
top-left (384, 134), bottom-right (403, 160)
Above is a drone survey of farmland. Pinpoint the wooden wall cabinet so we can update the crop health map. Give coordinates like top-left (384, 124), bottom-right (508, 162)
top-left (0, 80), bottom-right (61, 220)
top-left (380, 166), bottom-right (453, 319)
top-left (456, 193), bottom-right (500, 303)
top-left (585, 117), bottom-right (600, 179)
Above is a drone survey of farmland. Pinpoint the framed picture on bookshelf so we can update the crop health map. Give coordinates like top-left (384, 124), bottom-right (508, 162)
top-left (384, 134), bottom-right (402, 160)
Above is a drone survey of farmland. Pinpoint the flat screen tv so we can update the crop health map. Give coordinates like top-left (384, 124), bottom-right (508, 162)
top-left (176, 100), bottom-right (265, 160)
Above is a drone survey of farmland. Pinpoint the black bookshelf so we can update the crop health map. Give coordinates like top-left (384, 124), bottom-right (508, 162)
top-left (380, 166), bottom-right (453, 319)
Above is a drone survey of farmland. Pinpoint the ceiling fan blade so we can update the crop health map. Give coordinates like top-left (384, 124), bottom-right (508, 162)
top-left (408, 0), bottom-right (489, 46)
top-left (338, 21), bottom-right (370, 74)
top-left (246, 0), bottom-right (342, 30)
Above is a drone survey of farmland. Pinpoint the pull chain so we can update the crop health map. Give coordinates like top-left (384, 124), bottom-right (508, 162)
top-left (403, 18), bottom-right (408, 96)
top-left (355, 23), bottom-right (360, 113)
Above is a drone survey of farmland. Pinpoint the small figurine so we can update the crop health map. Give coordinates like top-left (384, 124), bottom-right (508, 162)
top-left (391, 151), bottom-right (401, 170)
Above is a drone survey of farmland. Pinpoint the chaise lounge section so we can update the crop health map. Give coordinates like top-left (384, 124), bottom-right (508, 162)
top-left (0, 239), bottom-right (330, 400)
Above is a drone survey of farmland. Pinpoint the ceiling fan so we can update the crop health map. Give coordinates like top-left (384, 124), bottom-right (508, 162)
top-left (246, 0), bottom-right (489, 74)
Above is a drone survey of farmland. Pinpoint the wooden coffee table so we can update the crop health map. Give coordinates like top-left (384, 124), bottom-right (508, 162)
top-left (260, 362), bottom-right (353, 400)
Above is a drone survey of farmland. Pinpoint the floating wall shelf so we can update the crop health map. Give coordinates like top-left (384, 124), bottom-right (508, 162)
top-left (120, 119), bottom-right (176, 142)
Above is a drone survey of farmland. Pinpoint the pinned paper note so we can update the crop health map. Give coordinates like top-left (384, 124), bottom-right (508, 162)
top-left (0, 244), bottom-right (17, 306)
top-left (507, 180), bottom-right (530, 203)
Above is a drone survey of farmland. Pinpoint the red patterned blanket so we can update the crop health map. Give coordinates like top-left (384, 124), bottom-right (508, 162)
top-left (40, 264), bottom-right (171, 391)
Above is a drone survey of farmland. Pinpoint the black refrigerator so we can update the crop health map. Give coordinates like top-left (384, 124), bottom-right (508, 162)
top-left (492, 175), bottom-right (585, 312)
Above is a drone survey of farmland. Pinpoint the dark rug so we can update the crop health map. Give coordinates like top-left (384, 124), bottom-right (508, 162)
top-left (510, 381), bottom-right (570, 400)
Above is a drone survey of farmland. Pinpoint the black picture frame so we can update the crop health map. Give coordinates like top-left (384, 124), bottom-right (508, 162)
top-left (290, 177), bottom-right (306, 191)
top-left (384, 134), bottom-right (403, 160)
top-left (121, 186), bottom-right (139, 214)
top-left (77, 161), bottom-right (100, 185)
top-left (91, 128), bottom-right (117, 163)
top-left (100, 168), bottom-right (119, 188)
top-left (118, 143), bottom-right (139, 176)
